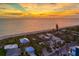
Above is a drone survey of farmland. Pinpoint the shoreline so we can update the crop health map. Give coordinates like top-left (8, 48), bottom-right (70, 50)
top-left (0, 29), bottom-right (53, 40)
top-left (0, 25), bottom-right (79, 40)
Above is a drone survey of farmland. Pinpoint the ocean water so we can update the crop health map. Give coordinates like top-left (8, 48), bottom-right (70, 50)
top-left (0, 18), bottom-right (79, 36)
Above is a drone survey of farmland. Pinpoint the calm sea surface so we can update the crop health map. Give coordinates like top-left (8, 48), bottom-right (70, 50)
top-left (0, 18), bottom-right (79, 36)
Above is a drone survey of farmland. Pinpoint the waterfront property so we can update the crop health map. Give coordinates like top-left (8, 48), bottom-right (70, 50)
top-left (3, 44), bottom-right (21, 56)
top-left (19, 38), bottom-right (30, 44)
top-left (69, 46), bottom-right (79, 56)
top-left (25, 46), bottom-right (36, 56)
top-left (0, 26), bottom-right (79, 56)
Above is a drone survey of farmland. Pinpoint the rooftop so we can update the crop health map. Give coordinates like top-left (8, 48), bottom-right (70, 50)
top-left (25, 46), bottom-right (35, 53)
top-left (4, 44), bottom-right (18, 49)
top-left (19, 38), bottom-right (30, 44)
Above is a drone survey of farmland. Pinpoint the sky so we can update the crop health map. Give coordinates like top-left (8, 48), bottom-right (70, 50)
top-left (0, 3), bottom-right (79, 18)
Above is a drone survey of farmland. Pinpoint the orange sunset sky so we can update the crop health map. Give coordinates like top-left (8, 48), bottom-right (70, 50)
top-left (0, 3), bottom-right (79, 18)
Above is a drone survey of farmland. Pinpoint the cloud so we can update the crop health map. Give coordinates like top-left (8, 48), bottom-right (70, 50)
top-left (7, 3), bottom-right (26, 12)
top-left (54, 3), bottom-right (79, 12)
top-left (0, 3), bottom-right (79, 17)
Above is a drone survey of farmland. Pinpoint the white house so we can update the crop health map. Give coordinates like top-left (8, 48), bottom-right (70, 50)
top-left (4, 44), bottom-right (18, 49)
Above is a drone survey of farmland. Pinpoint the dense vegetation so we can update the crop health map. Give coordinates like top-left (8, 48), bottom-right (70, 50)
top-left (0, 48), bottom-right (6, 56)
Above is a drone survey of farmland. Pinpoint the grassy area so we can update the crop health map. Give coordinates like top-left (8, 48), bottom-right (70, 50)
top-left (0, 48), bottom-right (6, 56)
